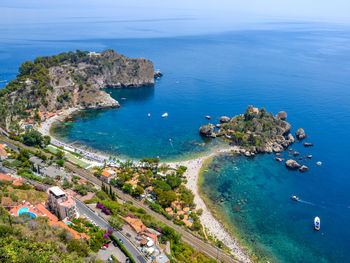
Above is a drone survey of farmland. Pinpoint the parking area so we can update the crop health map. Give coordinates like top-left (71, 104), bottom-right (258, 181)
top-left (97, 241), bottom-right (127, 262)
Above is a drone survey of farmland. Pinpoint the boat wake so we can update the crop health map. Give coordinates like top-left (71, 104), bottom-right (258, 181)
top-left (294, 198), bottom-right (327, 209)
top-left (297, 199), bottom-right (317, 206)
top-left (169, 139), bottom-right (174, 149)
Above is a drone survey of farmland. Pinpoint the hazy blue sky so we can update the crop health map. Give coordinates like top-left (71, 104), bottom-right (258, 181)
top-left (1, 0), bottom-right (349, 39)
top-left (1, 0), bottom-right (350, 23)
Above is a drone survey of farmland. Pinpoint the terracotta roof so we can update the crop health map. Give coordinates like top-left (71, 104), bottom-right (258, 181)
top-left (124, 216), bottom-right (147, 233)
top-left (10, 202), bottom-right (89, 240)
top-left (141, 231), bottom-right (158, 242)
top-left (146, 186), bottom-right (154, 191)
top-left (183, 207), bottom-right (190, 212)
top-left (0, 173), bottom-right (14, 182)
top-left (0, 144), bottom-right (7, 157)
top-left (252, 107), bottom-right (259, 114)
top-left (101, 170), bottom-right (112, 177)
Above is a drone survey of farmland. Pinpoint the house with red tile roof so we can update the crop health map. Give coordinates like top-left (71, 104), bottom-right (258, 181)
top-left (100, 168), bottom-right (117, 183)
top-left (0, 144), bottom-right (8, 161)
top-left (124, 216), bottom-right (147, 233)
top-left (0, 173), bottom-right (14, 182)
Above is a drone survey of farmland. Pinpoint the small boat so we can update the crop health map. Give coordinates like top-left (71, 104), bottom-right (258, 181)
top-left (206, 115), bottom-right (211, 120)
top-left (162, 113), bottom-right (168, 118)
top-left (316, 161), bottom-right (322, 166)
top-left (148, 113), bottom-right (151, 117)
top-left (291, 195), bottom-right (299, 201)
top-left (121, 98), bottom-right (126, 101)
top-left (169, 138), bottom-right (172, 142)
top-left (314, 216), bottom-right (320, 231)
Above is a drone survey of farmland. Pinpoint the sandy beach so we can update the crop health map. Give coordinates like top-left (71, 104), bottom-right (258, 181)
top-left (170, 148), bottom-right (252, 263)
top-left (38, 108), bottom-right (251, 262)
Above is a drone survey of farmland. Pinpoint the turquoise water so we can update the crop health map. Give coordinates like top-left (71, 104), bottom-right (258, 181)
top-left (18, 207), bottom-right (37, 219)
top-left (200, 154), bottom-right (350, 262)
top-left (1, 2), bottom-right (350, 262)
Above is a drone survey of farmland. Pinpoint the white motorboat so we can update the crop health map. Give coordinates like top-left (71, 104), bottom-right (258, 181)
top-left (162, 113), bottom-right (168, 118)
top-left (314, 216), bottom-right (320, 231)
top-left (148, 113), bottom-right (151, 117)
top-left (291, 195), bottom-right (299, 201)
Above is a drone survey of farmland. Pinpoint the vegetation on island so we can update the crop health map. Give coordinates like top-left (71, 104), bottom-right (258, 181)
top-left (201, 105), bottom-right (294, 154)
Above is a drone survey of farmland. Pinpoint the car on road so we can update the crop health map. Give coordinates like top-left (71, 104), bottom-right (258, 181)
top-left (125, 258), bottom-right (130, 263)
top-left (103, 243), bottom-right (109, 248)
top-left (119, 238), bottom-right (124, 244)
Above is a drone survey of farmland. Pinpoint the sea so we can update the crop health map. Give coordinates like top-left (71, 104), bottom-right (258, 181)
top-left (1, 2), bottom-right (350, 262)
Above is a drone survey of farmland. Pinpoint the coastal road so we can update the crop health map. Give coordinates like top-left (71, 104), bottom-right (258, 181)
top-left (75, 199), bottom-right (147, 263)
top-left (0, 136), bottom-right (239, 263)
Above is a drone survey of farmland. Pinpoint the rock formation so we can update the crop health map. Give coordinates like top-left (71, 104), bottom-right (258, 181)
top-left (285, 159), bottom-right (301, 170)
top-left (295, 128), bottom-right (307, 140)
top-left (199, 124), bottom-right (215, 137)
top-left (199, 106), bottom-right (300, 156)
top-left (220, 116), bottom-right (230, 123)
top-left (299, 165), bottom-right (308, 172)
top-left (304, 142), bottom-right (313, 147)
top-left (276, 111), bottom-right (287, 120)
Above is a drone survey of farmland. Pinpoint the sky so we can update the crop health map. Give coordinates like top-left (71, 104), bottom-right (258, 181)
top-left (0, 0), bottom-right (349, 40)
top-left (1, 0), bottom-right (350, 23)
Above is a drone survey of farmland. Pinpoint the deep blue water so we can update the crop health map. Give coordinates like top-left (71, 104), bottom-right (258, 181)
top-left (1, 6), bottom-right (350, 262)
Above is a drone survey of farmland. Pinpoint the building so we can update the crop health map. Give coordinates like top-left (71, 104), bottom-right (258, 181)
top-left (252, 107), bottom-right (260, 114)
top-left (0, 173), bottom-right (14, 183)
top-left (0, 144), bottom-right (8, 160)
top-left (9, 201), bottom-right (89, 240)
top-left (124, 216), bottom-right (147, 233)
top-left (47, 186), bottom-right (78, 220)
top-left (100, 168), bottom-right (116, 183)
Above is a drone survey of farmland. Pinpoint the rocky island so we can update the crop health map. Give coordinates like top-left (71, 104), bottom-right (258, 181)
top-left (0, 49), bottom-right (156, 129)
top-left (200, 106), bottom-right (295, 156)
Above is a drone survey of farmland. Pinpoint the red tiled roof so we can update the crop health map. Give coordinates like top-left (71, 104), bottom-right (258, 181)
top-left (0, 173), bottom-right (14, 182)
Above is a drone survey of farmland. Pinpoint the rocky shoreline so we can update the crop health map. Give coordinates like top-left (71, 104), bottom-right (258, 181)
top-left (199, 106), bottom-right (296, 156)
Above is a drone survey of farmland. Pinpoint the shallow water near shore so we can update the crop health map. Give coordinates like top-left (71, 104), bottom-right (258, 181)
top-left (200, 153), bottom-right (350, 263)
top-left (1, 17), bottom-right (350, 263)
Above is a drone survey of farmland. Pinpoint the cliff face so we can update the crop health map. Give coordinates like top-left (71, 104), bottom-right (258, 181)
top-left (0, 49), bottom-right (155, 126)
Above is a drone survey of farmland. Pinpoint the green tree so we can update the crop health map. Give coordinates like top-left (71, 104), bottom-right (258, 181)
top-left (166, 175), bottom-right (182, 189)
top-left (109, 215), bottom-right (124, 230)
top-left (158, 190), bottom-right (177, 207)
top-left (133, 185), bottom-right (144, 198)
top-left (67, 239), bottom-right (89, 257)
top-left (22, 130), bottom-right (44, 147)
top-left (122, 183), bottom-right (133, 195)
